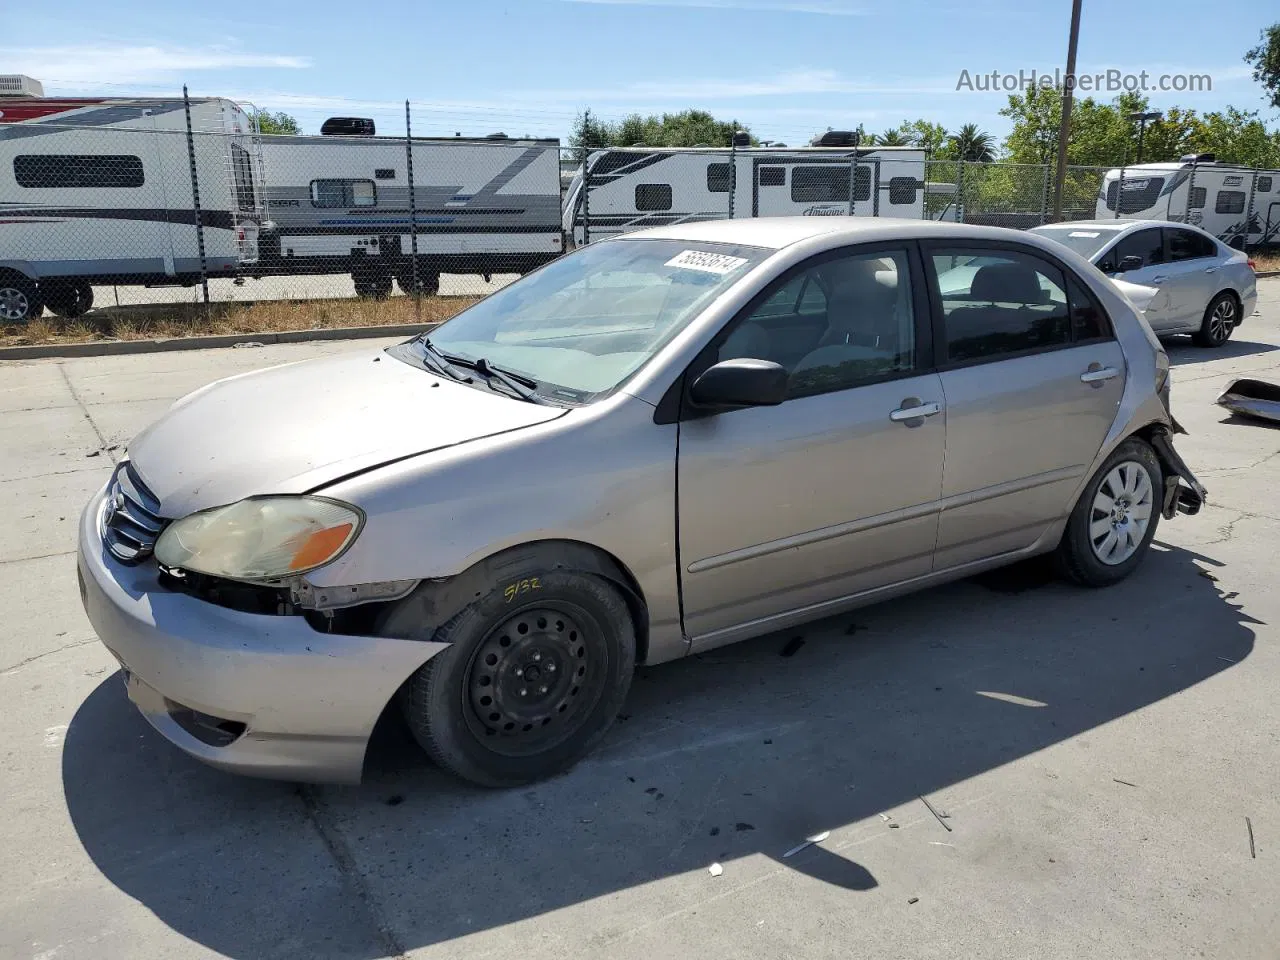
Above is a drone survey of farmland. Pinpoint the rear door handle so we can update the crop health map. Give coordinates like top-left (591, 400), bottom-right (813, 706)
top-left (1205, 266), bottom-right (1219, 274)
top-left (890, 400), bottom-right (942, 423)
top-left (1080, 366), bottom-right (1120, 384)
top-left (1151, 275), bottom-right (1168, 283)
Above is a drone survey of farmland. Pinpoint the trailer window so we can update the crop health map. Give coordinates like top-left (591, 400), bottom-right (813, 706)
top-left (888, 176), bottom-right (919, 205)
top-left (231, 143), bottom-right (257, 212)
top-left (14, 154), bottom-right (144, 189)
top-left (635, 183), bottom-right (672, 211)
top-left (1215, 190), bottom-right (1245, 214)
top-left (1258, 176), bottom-right (1273, 193)
top-left (791, 165), bottom-right (871, 203)
top-left (311, 179), bottom-right (377, 208)
top-left (759, 167), bottom-right (785, 186)
top-left (707, 163), bottom-right (732, 193)
top-left (1103, 176), bottom-right (1164, 213)
top-left (1188, 186), bottom-right (1206, 209)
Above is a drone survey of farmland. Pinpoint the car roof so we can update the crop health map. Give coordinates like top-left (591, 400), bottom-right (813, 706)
top-left (620, 217), bottom-right (1049, 251)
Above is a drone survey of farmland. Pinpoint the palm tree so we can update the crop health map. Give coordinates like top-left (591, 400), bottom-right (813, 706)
top-left (951, 123), bottom-right (997, 162)
top-left (876, 128), bottom-right (909, 146)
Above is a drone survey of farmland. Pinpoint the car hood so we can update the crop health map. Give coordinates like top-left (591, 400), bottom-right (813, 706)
top-left (127, 347), bottom-right (566, 518)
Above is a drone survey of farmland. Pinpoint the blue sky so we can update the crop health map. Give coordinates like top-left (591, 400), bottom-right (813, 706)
top-left (3, 0), bottom-right (1276, 143)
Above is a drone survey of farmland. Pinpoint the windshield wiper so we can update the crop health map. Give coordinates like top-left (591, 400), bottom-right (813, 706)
top-left (419, 338), bottom-right (473, 383)
top-left (471, 357), bottom-right (548, 404)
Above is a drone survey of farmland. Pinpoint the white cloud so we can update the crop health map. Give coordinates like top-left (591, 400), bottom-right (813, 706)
top-left (560, 0), bottom-right (864, 14)
top-left (1, 44), bottom-right (310, 86)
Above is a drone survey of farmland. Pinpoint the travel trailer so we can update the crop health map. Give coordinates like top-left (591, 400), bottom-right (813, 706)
top-left (255, 130), bottom-right (563, 296)
top-left (0, 77), bottom-right (262, 322)
top-left (1096, 155), bottom-right (1280, 249)
top-left (562, 139), bottom-right (927, 245)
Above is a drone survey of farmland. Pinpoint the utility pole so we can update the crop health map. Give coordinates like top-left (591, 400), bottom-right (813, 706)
top-left (1051, 0), bottom-right (1083, 221)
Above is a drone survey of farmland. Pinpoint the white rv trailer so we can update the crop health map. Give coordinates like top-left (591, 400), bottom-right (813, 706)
top-left (255, 132), bottom-right (563, 296)
top-left (1096, 155), bottom-right (1280, 248)
top-left (562, 143), bottom-right (928, 245)
top-left (0, 80), bottom-right (262, 321)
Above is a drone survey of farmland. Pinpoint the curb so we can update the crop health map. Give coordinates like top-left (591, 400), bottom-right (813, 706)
top-left (0, 322), bottom-right (437, 361)
top-left (1256, 270), bottom-right (1280, 279)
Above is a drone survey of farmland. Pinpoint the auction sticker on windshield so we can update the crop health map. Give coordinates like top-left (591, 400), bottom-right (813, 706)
top-left (665, 250), bottom-right (749, 275)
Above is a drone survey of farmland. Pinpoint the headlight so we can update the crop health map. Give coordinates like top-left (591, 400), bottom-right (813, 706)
top-left (154, 496), bottom-right (363, 581)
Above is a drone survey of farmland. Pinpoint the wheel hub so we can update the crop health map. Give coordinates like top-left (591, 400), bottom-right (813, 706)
top-left (465, 606), bottom-right (597, 754)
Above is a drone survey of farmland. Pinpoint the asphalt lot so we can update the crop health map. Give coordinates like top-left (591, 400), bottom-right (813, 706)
top-left (2, 280), bottom-right (1279, 960)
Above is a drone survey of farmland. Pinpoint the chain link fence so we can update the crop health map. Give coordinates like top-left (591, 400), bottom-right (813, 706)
top-left (4, 95), bottom-right (1278, 337)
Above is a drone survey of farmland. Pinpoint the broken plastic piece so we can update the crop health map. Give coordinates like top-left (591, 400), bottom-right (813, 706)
top-left (708, 862), bottom-right (724, 877)
top-left (1217, 378), bottom-right (1280, 424)
top-left (782, 830), bottom-right (830, 858)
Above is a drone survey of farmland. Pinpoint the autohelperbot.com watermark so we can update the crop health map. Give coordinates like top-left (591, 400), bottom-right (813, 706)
top-left (956, 68), bottom-right (1212, 94)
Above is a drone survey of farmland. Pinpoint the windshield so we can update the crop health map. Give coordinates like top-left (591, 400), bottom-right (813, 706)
top-left (411, 238), bottom-right (769, 402)
top-left (1030, 225), bottom-right (1123, 260)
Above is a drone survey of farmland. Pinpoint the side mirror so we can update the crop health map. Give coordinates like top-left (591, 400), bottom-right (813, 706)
top-left (689, 359), bottom-right (788, 409)
top-left (1117, 255), bottom-right (1143, 273)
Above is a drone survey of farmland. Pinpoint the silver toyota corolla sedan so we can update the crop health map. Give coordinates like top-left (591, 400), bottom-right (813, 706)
top-left (77, 218), bottom-right (1207, 787)
top-left (1030, 219), bottom-right (1258, 346)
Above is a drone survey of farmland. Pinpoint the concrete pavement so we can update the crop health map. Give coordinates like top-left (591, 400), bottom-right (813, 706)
top-left (2, 282), bottom-right (1279, 959)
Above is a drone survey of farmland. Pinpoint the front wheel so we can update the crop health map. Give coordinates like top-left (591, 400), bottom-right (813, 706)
top-left (1192, 292), bottom-right (1237, 347)
top-left (396, 569), bottom-right (635, 786)
top-left (1055, 439), bottom-right (1162, 587)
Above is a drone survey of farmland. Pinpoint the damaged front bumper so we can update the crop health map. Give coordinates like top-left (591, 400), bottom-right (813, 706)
top-left (1148, 427), bottom-right (1207, 519)
top-left (77, 483), bottom-right (447, 783)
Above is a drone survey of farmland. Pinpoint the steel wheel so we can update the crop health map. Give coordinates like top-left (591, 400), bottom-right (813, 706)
top-left (1089, 461), bottom-right (1154, 566)
top-left (462, 603), bottom-right (608, 757)
top-left (0, 284), bottom-right (33, 322)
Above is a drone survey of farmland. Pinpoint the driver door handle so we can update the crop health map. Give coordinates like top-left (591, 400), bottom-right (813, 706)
top-left (890, 400), bottom-right (942, 422)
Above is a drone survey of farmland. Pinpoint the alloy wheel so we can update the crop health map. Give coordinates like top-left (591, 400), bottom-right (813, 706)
top-left (0, 286), bottom-right (31, 322)
top-left (1089, 461), bottom-right (1154, 565)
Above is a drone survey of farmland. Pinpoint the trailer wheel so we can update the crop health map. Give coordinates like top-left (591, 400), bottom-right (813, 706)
top-left (45, 281), bottom-right (94, 320)
top-left (353, 273), bottom-right (392, 300)
top-left (396, 269), bottom-right (440, 297)
top-left (0, 275), bottom-right (42, 323)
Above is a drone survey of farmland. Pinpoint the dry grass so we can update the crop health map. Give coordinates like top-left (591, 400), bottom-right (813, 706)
top-left (1, 295), bottom-right (478, 347)
top-left (1254, 252), bottom-right (1280, 274)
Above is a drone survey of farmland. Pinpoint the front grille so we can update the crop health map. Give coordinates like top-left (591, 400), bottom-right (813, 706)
top-left (101, 461), bottom-right (166, 564)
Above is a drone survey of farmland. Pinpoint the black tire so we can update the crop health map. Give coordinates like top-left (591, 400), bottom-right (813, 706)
top-left (396, 568), bottom-right (635, 787)
top-left (396, 268), bottom-right (440, 297)
top-left (1192, 291), bottom-right (1238, 347)
top-left (353, 272), bottom-right (392, 300)
top-left (0, 275), bottom-right (43, 323)
top-left (1055, 438), bottom-right (1162, 588)
top-left (44, 280), bottom-right (94, 319)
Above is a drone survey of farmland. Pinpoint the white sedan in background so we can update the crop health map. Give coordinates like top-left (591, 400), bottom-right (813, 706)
top-left (1031, 220), bottom-right (1257, 347)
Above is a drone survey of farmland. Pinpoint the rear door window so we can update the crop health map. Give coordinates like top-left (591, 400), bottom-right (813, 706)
top-left (930, 248), bottom-right (1072, 363)
top-left (1166, 228), bottom-right (1217, 261)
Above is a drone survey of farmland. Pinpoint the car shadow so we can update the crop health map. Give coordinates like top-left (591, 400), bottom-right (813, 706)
top-left (1163, 335), bottom-right (1279, 366)
top-left (63, 542), bottom-right (1259, 957)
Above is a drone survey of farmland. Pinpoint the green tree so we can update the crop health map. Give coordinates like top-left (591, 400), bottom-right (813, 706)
top-left (1246, 22), bottom-right (1280, 110)
top-left (950, 122), bottom-right (997, 162)
top-left (873, 127), bottom-right (910, 146)
top-left (254, 110), bottom-right (300, 135)
top-left (901, 119), bottom-right (951, 158)
top-left (569, 108), bottom-right (614, 161)
top-left (1191, 107), bottom-right (1280, 167)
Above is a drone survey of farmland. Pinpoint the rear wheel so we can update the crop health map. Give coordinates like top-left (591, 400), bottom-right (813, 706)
top-left (353, 271), bottom-right (392, 300)
top-left (0, 275), bottom-right (42, 323)
top-left (395, 568), bottom-right (635, 786)
top-left (44, 280), bottom-right (94, 319)
top-left (1055, 439), bottom-right (1161, 587)
top-left (1192, 292), bottom-right (1237, 347)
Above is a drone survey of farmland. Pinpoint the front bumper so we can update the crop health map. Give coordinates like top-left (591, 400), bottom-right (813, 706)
top-left (1149, 428), bottom-right (1207, 518)
top-left (76, 483), bottom-right (445, 784)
